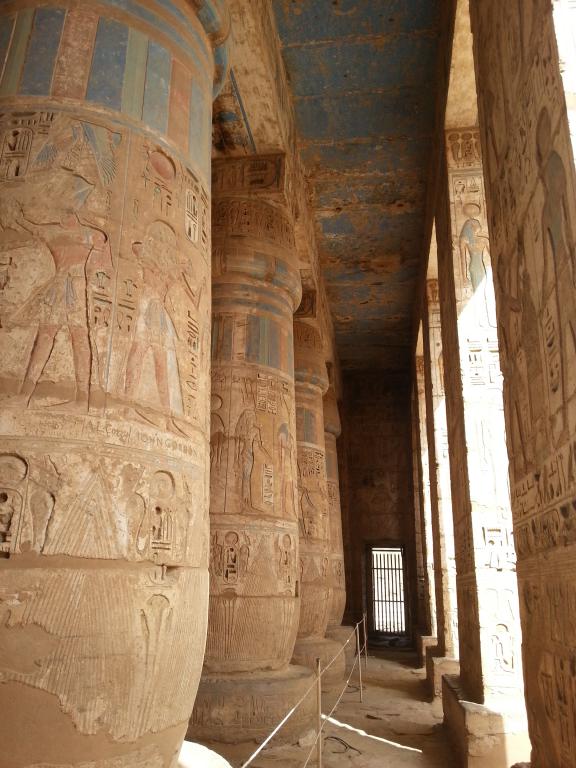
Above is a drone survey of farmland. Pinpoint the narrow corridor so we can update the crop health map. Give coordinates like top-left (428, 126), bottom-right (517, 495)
top-left (183, 653), bottom-right (458, 768)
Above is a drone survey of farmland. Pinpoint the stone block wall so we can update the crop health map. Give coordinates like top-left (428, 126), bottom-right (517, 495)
top-left (342, 372), bottom-right (417, 637)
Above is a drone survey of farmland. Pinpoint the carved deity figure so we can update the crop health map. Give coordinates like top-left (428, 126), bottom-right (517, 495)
top-left (459, 203), bottom-right (489, 292)
top-left (14, 215), bottom-right (112, 407)
top-left (278, 422), bottom-right (295, 518)
top-left (300, 487), bottom-right (323, 539)
top-left (234, 409), bottom-right (266, 509)
top-left (124, 222), bottom-right (182, 414)
top-left (537, 107), bottom-right (575, 445)
top-left (210, 393), bottom-right (227, 470)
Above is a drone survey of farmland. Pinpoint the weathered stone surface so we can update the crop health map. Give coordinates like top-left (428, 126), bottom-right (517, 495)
top-left (323, 387), bottom-right (346, 629)
top-left (0, 1), bottom-right (228, 764)
top-left (436, 125), bottom-right (526, 714)
top-left (342, 372), bottom-right (417, 630)
top-left (422, 275), bottom-right (459, 691)
top-left (413, 353), bottom-right (437, 641)
top-left (292, 321), bottom-right (345, 686)
top-left (191, 665), bottom-right (315, 745)
top-left (443, 675), bottom-right (530, 768)
top-left (189, 154), bottom-right (315, 745)
top-left (470, 2), bottom-right (576, 764)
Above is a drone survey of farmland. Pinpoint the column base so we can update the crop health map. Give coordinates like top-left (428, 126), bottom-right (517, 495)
top-left (425, 647), bottom-right (459, 713)
top-left (188, 665), bottom-right (315, 746)
top-left (326, 625), bottom-right (356, 670)
top-left (417, 634), bottom-right (437, 668)
top-left (442, 674), bottom-right (531, 768)
top-left (292, 636), bottom-right (346, 690)
top-left (178, 741), bottom-right (233, 767)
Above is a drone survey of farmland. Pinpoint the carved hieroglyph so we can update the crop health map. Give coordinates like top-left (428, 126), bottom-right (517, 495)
top-left (206, 174), bottom-right (301, 672)
top-left (414, 355), bottom-right (437, 639)
top-left (470, 3), bottom-right (576, 764)
top-left (291, 321), bottom-right (345, 685)
top-left (0, 2), bottom-right (229, 766)
top-left (189, 155), bottom-right (315, 744)
top-left (423, 280), bottom-right (459, 663)
top-left (323, 387), bottom-right (346, 629)
top-left (440, 129), bottom-right (524, 705)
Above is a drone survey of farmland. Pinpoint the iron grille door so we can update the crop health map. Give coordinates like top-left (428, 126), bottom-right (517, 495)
top-left (371, 547), bottom-right (406, 634)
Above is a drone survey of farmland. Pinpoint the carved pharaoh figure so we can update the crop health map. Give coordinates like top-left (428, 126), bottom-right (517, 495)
top-left (0, 2), bottom-right (229, 764)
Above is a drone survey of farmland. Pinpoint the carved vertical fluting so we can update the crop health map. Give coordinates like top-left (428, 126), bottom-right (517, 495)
top-left (189, 155), bottom-right (315, 746)
top-left (291, 322), bottom-right (346, 687)
top-left (0, 2), bottom-right (229, 765)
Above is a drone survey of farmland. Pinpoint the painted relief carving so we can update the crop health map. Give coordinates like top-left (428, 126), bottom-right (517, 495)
top-left (212, 199), bottom-right (294, 249)
top-left (0, 113), bottom-right (210, 436)
top-left (447, 129), bottom-right (482, 169)
top-left (295, 269), bottom-right (317, 319)
top-left (210, 530), bottom-right (251, 588)
top-left (212, 154), bottom-right (286, 197)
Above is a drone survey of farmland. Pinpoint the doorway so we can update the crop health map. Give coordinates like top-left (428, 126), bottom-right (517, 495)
top-left (368, 546), bottom-right (408, 643)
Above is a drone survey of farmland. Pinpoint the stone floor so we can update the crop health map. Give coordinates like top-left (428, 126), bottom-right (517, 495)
top-left (187, 651), bottom-right (459, 768)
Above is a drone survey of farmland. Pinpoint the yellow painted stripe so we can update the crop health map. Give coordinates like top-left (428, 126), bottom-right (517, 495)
top-left (0, 8), bottom-right (33, 96)
top-left (121, 27), bottom-right (148, 120)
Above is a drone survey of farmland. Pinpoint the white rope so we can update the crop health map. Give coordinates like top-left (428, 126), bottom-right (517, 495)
top-left (239, 675), bottom-right (319, 768)
top-left (318, 625), bottom-right (355, 674)
top-left (239, 618), bottom-right (368, 768)
top-left (301, 653), bottom-right (362, 767)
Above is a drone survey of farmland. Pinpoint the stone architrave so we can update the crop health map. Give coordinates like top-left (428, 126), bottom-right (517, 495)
top-left (189, 154), bottom-right (315, 746)
top-left (291, 322), bottom-right (345, 688)
top-left (323, 387), bottom-right (354, 668)
top-left (414, 356), bottom-right (437, 662)
top-left (423, 280), bottom-right (460, 700)
top-left (439, 127), bottom-right (529, 764)
top-left (0, 1), bottom-right (229, 765)
top-left (470, 4), bottom-right (576, 763)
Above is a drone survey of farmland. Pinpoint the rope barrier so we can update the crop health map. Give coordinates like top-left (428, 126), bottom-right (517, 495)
top-left (239, 617), bottom-right (369, 768)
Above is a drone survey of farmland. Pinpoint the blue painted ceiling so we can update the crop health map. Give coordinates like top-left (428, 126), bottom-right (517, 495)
top-left (271, 0), bottom-right (444, 371)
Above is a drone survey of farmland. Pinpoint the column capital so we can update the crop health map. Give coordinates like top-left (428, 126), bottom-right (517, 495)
top-left (323, 387), bottom-right (341, 438)
top-left (213, 153), bottom-right (291, 206)
top-left (293, 321), bottom-right (329, 393)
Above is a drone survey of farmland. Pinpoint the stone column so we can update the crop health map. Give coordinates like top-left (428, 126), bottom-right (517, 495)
top-left (414, 355), bottom-right (437, 665)
top-left (323, 387), bottom-right (354, 668)
top-left (189, 155), bottom-right (314, 746)
top-left (438, 130), bottom-right (529, 765)
top-left (0, 1), bottom-right (228, 765)
top-left (423, 279), bottom-right (460, 701)
top-left (291, 322), bottom-right (345, 687)
top-left (470, 4), bottom-right (576, 763)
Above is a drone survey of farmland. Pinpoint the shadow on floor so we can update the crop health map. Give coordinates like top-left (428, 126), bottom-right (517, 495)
top-left (199, 654), bottom-right (459, 767)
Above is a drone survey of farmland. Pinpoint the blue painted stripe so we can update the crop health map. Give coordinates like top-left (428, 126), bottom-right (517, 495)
top-left (20, 7), bottom-right (65, 96)
top-left (86, 18), bottom-right (129, 111)
top-left (189, 80), bottom-right (211, 182)
top-left (142, 40), bottom-right (171, 134)
top-left (0, 15), bottom-right (15, 81)
top-left (98, 0), bottom-right (205, 70)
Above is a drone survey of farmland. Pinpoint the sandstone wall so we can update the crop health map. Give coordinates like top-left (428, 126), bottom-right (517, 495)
top-left (343, 372), bottom-right (416, 636)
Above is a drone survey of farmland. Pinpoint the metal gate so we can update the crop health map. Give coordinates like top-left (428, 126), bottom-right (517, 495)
top-left (371, 547), bottom-right (406, 634)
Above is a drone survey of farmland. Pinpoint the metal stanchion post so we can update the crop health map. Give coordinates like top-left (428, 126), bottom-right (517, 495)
top-left (316, 657), bottom-right (323, 768)
top-left (356, 623), bottom-right (363, 703)
top-left (363, 612), bottom-right (368, 669)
